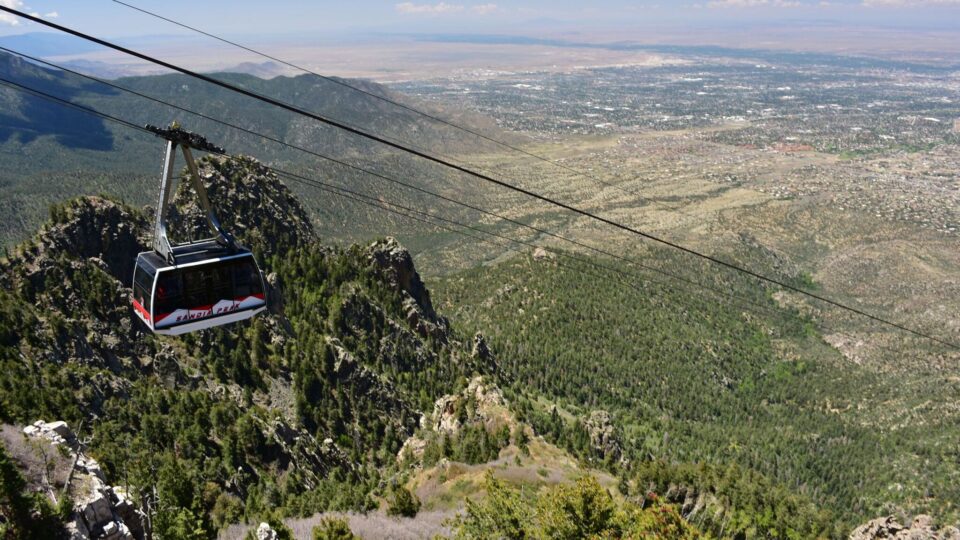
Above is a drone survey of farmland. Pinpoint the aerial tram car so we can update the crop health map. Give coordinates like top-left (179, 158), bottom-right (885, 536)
top-left (131, 124), bottom-right (267, 335)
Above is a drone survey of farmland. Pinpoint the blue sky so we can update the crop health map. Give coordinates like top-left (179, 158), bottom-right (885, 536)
top-left (1, 0), bottom-right (959, 39)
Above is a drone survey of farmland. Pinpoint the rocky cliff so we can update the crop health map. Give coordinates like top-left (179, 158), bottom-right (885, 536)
top-left (583, 410), bottom-right (623, 463)
top-left (397, 376), bottom-right (516, 466)
top-left (15, 420), bottom-right (145, 540)
top-left (850, 516), bottom-right (960, 540)
top-left (0, 154), bottom-right (493, 538)
top-left (168, 154), bottom-right (315, 253)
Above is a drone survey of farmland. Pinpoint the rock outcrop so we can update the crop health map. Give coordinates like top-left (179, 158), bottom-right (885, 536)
top-left (367, 237), bottom-right (434, 316)
top-left (399, 376), bottom-right (513, 463)
top-left (327, 337), bottom-right (419, 432)
top-left (471, 332), bottom-right (493, 362)
top-left (255, 521), bottom-right (280, 540)
top-left (362, 238), bottom-right (453, 344)
top-left (432, 377), bottom-right (509, 435)
top-left (21, 420), bottom-right (145, 540)
top-left (4, 196), bottom-right (146, 313)
top-left (169, 154), bottom-right (316, 253)
top-left (31, 197), bottom-right (149, 283)
top-left (584, 410), bottom-right (623, 462)
top-left (661, 484), bottom-right (722, 525)
top-left (850, 516), bottom-right (960, 540)
top-left (0, 196), bottom-right (153, 378)
top-left (250, 414), bottom-right (353, 489)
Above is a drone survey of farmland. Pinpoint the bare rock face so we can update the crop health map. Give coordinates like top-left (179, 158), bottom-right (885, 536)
top-left (23, 420), bottom-right (77, 447)
top-left (468, 332), bottom-right (500, 375)
top-left (850, 516), bottom-right (960, 540)
top-left (466, 377), bottom-right (508, 415)
top-left (265, 272), bottom-right (284, 315)
top-left (256, 521), bottom-right (280, 540)
top-left (366, 238), bottom-right (431, 311)
top-left (471, 332), bottom-right (492, 361)
top-left (399, 376), bottom-right (512, 463)
top-left (169, 154), bottom-right (315, 254)
top-left (22, 420), bottom-right (146, 540)
top-left (584, 410), bottom-right (623, 462)
top-left (30, 197), bottom-right (149, 283)
top-left (397, 436), bottom-right (429, 463)
top-left (366, 237), bottom-right (451, 343)
top-left (366, 238), bottom-right (433, 315)
top-left (431, 377), bottom-right (508, 435)
top-left (73, 483), bottom-right (138, 540)
top-left (248, 414), bottom-right (353, 488)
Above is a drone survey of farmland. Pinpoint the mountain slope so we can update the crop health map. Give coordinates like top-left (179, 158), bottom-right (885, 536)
top-left (0, 151), bottom-right (859, 540)
top-left (433, 250), bottom-right (960, 535)
top-left (0, 49), bottom-right (514, 248)
top-left (0, 152), bottom-right (945, 538)
top-left (0, 154), bottom-right (496, 538)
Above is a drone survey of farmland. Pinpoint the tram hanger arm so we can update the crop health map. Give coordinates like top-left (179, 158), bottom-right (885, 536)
top-left (153, 139), bottom-right (178, 262)
top-left (151, 126), bottom-right (236, 264)
top-left (180, 146), bottom-right (237, 249)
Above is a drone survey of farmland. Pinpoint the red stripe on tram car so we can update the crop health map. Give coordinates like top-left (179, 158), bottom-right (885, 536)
top-left (132, 298), bottom-right (151, 322)
top-left (153, 294), bottom-right (266, 326)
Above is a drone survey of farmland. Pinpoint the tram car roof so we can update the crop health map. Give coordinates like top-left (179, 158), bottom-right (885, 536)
top-left (136, 239), bottom-right (252, 271)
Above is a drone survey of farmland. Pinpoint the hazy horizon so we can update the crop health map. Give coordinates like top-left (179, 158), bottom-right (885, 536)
top-left (2, 0), bottom-right (959, 43)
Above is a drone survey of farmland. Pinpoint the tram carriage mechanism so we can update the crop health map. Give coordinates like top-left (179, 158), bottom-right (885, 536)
top-left (131, 124), bottom-right (267, 335)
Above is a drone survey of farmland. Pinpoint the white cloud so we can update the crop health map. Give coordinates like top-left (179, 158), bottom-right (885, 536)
top-left (707, 0), bottom-right (766, 5)
top-left (706, 0), bottom-right (802, 6)
top-left (0, 0), bottom-right (25, 26)
top-left (44, 11), bottom-right (57, 18)
top-left (395, 2), bottom-right (465, 14)
top-left (471, 3), bottom-right (498, 14)
top-left (862, 0), bottom-right (960, 5)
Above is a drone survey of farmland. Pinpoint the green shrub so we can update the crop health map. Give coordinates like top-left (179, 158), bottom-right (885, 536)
top-left (386, 486), bottom-right (421, 518)
top-left (450, 472), bottom-right (700, 539)
top-left (312, 516), bottom-right (358, 540)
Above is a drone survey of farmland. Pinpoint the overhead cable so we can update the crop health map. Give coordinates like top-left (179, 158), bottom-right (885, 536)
top-left (0, 6), bottom-right (954, 350)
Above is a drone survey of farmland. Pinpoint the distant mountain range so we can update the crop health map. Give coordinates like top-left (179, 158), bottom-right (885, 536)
top-left (0, 32), bottom-right (105, 57)
top-left (415, 32), bottom-right (960, 72)
top-left (0, 48), bottom-right (512, 247)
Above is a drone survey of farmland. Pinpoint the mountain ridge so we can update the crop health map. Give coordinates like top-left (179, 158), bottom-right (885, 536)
top-left (0, 48), bottom-right (515, 248)
top-left (0, 153), bottom-right (711, 539)
top-left (0, 154), bottom-right (952, 538)
top-left (0, 154), bottom-right (490, 538)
